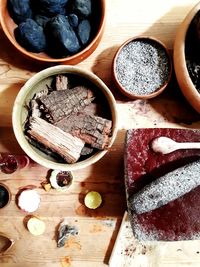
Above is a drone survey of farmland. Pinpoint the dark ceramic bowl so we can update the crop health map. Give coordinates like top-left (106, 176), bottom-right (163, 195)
top-left (113, 36), bottom-right (172, 99)
top-left (0, 0), bottom-right (106, 64)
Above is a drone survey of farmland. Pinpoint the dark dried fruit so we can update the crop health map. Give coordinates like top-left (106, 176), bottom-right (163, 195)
top-left (8, 0), bottom-right (32, 24)
top-left (77, 19), bottom-right (91, 45)
top-left (68, 13), bottom-right (79, 28)
top-left (72, 0), bottom-right (92, 18)
top-left (34, 15), bottom-right (49, 28)
top-left (14, 19), bottom-right (46, 53)
top-left (45, 15), bottom-right (80, 57)
top-left (34, 0), bottom-right (69, 17)
top-left (0, 185), bottom-right (9, 209)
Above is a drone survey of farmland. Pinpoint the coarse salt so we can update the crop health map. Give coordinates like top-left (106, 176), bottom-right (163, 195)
top-left (18, 189), bottom-right (40, 213)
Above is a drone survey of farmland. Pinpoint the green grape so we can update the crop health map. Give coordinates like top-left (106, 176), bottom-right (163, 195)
top-left (84, 191), bottom-right (102, 209)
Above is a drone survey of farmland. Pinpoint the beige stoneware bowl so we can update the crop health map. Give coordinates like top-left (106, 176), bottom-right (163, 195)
top-left (174, 1), bottom-right (200, 113)
top-left (12, 65), bottom-right (118, 171)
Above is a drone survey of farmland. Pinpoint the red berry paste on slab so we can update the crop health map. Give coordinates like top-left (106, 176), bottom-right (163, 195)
top-left (125, 128), bottom-right (200, 241)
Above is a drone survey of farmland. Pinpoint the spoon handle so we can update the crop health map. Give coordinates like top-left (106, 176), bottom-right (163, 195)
top-left (151, 136), bottom-right (200, 154)
top-left (176, 142), bottom-right (200, 150)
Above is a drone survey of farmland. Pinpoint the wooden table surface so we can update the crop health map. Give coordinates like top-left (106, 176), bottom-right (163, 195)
top-left (1, 0), bottom-right (200, 266)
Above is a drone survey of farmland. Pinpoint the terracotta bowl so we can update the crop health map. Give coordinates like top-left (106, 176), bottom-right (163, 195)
top-left (0, 183), bottom-right (11, 209)
top-left (12, 65), bottom-right (118, 171)
top-left (113, 36), bottom-right (172, 100)
top-left (174, 1), bottom-right (200, 113)
top-left (0, 0), bottom-right (105, 64)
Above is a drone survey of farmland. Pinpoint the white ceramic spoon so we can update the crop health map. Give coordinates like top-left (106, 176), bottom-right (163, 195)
top-left (150, 136), bottom-right (200, 154)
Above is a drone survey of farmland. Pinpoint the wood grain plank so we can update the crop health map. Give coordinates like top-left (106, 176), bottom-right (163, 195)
top-left (109, 213), bottom-right (200, 267)
top-left (0, 216), bottom-right (121, 266)
top-left (1, 0), bottom-right (200, 266)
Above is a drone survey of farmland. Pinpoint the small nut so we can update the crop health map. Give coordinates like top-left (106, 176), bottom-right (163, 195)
top-left (41, 182), bottom-right (52, 192)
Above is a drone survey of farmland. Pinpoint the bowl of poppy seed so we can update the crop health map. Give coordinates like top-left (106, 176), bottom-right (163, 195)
top-left (12, 65), bottom-right (118, 171)
top-left (113, 36), bottom-right (172, 99)
top-left (0, 0), bottom-right (105, 64)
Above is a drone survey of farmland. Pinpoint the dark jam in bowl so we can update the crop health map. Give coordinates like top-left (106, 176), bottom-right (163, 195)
top-left (0, 154), bottom-right (29, 174)
top-left (0, 155), bottom-right (18, 174)
top-left (56, 171), bottom-right (72, 187)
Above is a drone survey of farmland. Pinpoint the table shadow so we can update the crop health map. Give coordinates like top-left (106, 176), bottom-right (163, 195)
top-left (0, 28), bottom-right (51, 72)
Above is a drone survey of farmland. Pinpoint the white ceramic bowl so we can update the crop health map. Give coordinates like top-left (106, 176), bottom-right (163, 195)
top-left (12, 65), bottom-right (118, 171)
